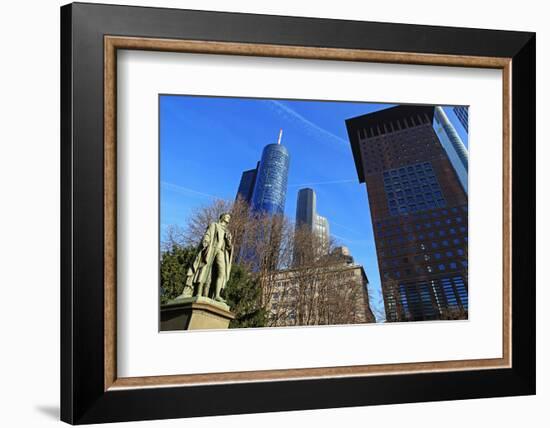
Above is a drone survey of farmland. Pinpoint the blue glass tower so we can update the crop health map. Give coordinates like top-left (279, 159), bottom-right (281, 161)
top-left (250, 133), bottom-right (290, 215)
top-left (453, 106), bottom-right (469, 132)
top-left (433, 106), bottom-right (468, 194)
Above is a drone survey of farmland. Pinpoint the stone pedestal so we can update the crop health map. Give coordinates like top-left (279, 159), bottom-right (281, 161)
top-left (160, 296), bottom-right (235, 331)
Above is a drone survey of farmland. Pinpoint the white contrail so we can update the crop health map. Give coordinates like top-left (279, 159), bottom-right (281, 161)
top-left (160, 181), bottom-right (226, 200)
top-left (288, 179), bottom-right (356, 187)
top-left (331, 232), bottom-right (371, 245)
top-left (267, 100), bottom-right (349, 147)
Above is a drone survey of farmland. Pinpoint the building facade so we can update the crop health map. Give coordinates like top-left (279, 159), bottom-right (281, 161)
top-left (250, 143), bottom-right (290, 215)
top-left (434, 106), bottom-right (469, 171)
top-left (346, 105), bottom-right (468, 322)
top-left (433, 107), bottom-right (468, 193)
top-left (453, 106), bottom-right (469, 133)
top-left (294, 188), bottom-right (330, 261)
top-left (236, 133), bottom-right (290, 268)
top-left (235, 162), bottom-right (259, 203)
top-left (267, 247), bottom-right (375, 327)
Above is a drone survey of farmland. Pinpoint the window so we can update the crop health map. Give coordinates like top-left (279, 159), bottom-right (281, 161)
top-left (438, 264), bottom-right (446, 271)
top-left (383, 162), bottom-right (446, 215)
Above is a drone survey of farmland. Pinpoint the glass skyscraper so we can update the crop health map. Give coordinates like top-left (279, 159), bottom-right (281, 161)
top-left (236, 130), bottom-right (290, 215)
top-left (295, 188), bottom-right (330, 257)
top-left (250, 143), bottom-right (290, 215)
top-left (433, 107), bottom-right (468, 193)
top-left (236, 132), bottom-right (290, 268)
top-left (453, 106), bottom-right (469, 133)
top-left (235, 162), bottom-right (259, 203)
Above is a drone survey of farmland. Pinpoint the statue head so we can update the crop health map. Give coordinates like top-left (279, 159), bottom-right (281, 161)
top-left (219, 213), bottom-right (231, 224)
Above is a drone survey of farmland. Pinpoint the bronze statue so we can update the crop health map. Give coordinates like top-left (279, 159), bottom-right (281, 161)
top-left (179, 213), bottom-right (233, 303)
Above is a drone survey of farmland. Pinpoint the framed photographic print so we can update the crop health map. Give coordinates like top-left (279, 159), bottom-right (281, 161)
top-left (60, 2), bottom-right (535, 424)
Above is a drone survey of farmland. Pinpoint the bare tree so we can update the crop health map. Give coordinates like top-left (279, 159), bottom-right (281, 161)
top-left (165, 198), bottom-right (375, 327)
top-left (161, 224), bottom-right (186, 252)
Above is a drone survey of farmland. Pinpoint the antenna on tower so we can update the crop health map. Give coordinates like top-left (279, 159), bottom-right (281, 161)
top-left (277, 128), bottom-right (283, 145)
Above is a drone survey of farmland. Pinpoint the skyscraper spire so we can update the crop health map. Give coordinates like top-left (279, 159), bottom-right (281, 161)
top-left (277, 128), bottom-right (283, 145)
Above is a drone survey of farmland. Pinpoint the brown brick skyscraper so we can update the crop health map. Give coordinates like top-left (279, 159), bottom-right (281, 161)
top-left (346, 105), bottom-right (468, 322)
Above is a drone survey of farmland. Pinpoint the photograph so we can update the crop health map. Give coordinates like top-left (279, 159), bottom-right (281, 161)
top-left (158, 96), bottom-right (469, 331)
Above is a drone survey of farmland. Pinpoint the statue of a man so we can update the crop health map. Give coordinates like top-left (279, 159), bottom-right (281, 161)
top-left (180, 213), bottom-right (233, 303)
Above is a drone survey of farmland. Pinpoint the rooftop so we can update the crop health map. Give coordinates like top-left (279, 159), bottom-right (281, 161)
top-left (345, 104), bottom-right (436, 183)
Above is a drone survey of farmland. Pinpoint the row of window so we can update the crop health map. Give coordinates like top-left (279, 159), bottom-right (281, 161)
top-left (384, 162), bottom-right (433, 177)
top-left (378, 227), bottom-right (467, 242)
top-left (358, 114), bottom-right (431, 140)
top-left (379, 235), bottom-right (468, 249)
top-left (383, 260), bottom-right (467, 280)
top-left (363, 128), bottom-right (434, 145)
top-left (375, 205), bottom-right (468, 229)
top-left (362, 140), bottom-right (435, 158)
top-left (365, 154), bottom-right (443, 172)
top-left (387, 181), bottom-right (440, 195)
top-left (382, 248), bottom-right (466, 268)
top-left (389, 201), bottom-right (445, 216)
top-left (378, 238), bottom-right (468, 259)
top-left (377, 218), bottom-right (465, 238)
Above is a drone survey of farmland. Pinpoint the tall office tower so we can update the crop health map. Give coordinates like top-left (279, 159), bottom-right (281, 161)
top-left (433, 107), bottom-right (468, 193)
top-left (250, 130), bottom-right (290, 215)
top-left (346, 105), bottom-right (468, 322)
top-left (235, 162), bottom-right (259, 204)
top-left (237, 130), bottom-right (290, 269)
top-left (453, 106), bottom-right (469, 132)
top-left (294, 188), bottom-right (330, 264)
top-left (315, 215), bottom-right (330, 251)
top-left (434, 107), bottom-right (468, 171)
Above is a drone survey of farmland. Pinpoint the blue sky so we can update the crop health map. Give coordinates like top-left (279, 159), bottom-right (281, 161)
top-left (160, 95), bottom-right (468, 321)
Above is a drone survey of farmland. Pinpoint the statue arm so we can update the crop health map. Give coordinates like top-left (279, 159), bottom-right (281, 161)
top-left (201, 223), bottom-right (215, 248)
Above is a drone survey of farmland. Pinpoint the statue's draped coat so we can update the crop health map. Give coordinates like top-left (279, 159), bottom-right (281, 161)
top-left (186, 222), bottom-right (232, 292)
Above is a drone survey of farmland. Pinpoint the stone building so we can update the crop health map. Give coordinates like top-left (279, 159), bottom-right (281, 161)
top-left (266, 247), bottom-right (375, 327)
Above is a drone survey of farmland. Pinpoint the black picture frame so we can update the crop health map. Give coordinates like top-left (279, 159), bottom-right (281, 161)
top-left (61, 2), bottom-right (535, 424)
